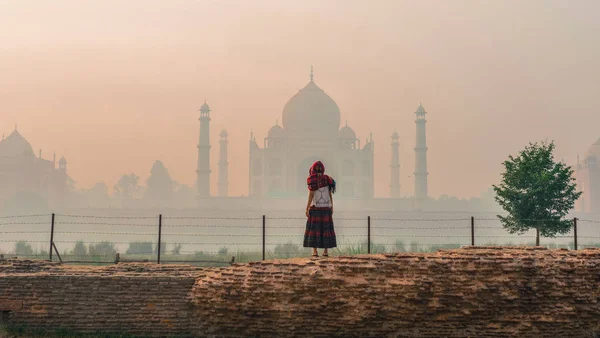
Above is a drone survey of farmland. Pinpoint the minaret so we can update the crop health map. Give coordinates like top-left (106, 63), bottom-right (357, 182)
top-left (218, 130), bottom-right (229, 197)
top-left (56, 156), bottom-right (68, 200)
top-left (414, 103), bottom-right (428, 200)
top-left (390, 131), bottom-right (401, 198)
top-left (196, 101), bottom-right (211, 197)
top-left (59, 156), bottom-right (67, 170)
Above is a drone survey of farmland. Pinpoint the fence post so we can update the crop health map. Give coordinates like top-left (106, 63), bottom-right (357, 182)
top-left (573, 217), bottom-right (578, 250)
top-left (262, 215), bottom-right (266, 261)
top-left (49, 213), bottom-right (55, 262)
top-left (471, 216), bottom-right (475, 246)
top-left (536, 228), bottom-right (540, 246)
top-left (367, 216), bottom-right (371, 254)
top-left (157, 214), bottom-right (162, 264)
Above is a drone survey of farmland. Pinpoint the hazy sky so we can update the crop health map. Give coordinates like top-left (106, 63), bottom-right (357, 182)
top-left (1, 0), bottom-right (599, 198)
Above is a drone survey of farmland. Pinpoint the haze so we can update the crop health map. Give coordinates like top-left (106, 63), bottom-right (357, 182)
top-left (1, 0), bottom-right (599, 198)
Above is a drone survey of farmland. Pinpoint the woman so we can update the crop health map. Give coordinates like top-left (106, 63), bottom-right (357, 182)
top-left (303, 161), bottom-right (337, 257)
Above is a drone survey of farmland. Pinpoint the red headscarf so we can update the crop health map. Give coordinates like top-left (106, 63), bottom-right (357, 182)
top-left (307, 161), bottom-right (335, 192)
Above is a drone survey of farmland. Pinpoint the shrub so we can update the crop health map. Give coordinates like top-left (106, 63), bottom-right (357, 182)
top-left (395, 240), bottom-right (405, 252)
top-left (72, 241), bottom-right (88, 256)
top-left (88, 242), bottom-right (116, 256)
top-left (15, 241), bottom-right (34, 256)
top-left (273, 242), bottom-right (300, 258)
top-left (126, 242), bottom-right (153, 255)
top-left (172, 243), bottom-right (182, 255)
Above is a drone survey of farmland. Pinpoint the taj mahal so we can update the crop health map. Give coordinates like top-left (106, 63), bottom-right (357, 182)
top-left (5, 71), bottom-right (600, 214)
top-left (194, 69), bottom-right (430, 208)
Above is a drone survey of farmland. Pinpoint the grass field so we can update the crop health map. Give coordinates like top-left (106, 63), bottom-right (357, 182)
top-left (0, 238), bottom-right (583, 267)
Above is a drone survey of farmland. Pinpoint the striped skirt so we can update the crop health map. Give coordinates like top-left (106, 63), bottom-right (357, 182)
top-left (303, 207), bottom-right (337, 249)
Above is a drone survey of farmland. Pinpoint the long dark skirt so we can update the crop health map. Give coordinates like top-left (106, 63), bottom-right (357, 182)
top-left (303, 207), bottom-right (337, 249)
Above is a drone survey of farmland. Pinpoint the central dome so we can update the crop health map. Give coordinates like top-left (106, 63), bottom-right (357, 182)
top-left (0, 130), bottom-right (35, 158)
top-left (282, 80), bottom-right (341, 134)
top-left (586, 137), bottom-right (600, 159)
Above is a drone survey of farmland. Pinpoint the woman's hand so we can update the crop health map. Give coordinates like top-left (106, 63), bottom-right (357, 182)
top-left (305, 208), bottom-right (310, 217)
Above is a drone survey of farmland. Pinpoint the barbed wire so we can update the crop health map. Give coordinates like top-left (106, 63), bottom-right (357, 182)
top-left (163, 224), bottom-right (261, 228)
top-left (0, 214), bottom-right (50, 219)
top-left (163, 216), bottom-right (262, 220)
top-left (54, 240), bottom-right (134, 244)
top-left (371, 226), bottom-right (471, 230)
top-left (0, 213), bottom-right (593, 223)
top-left (0, 231), bottom-right (50, 234)
top-left (469, 235), bottom-right (538, 238)
top-left (0, 222), bottom-right (50, 226)
top-left (48, 240), bottom-right (260, 245)
top-left (476, 226), bottom-right (512, 229)
top-left (374, 243), bottom-right (470, 247)
top-left (475, 218), bottom-right (575, 222)
top-left (371, 235), bottom-right (471, 238)
top-left (54, 231), bottom-right (153, 236)
top-left (162, 224), bottom-right (365, 229)
top-left (55, 214), bottom-right (156, 220)
top-left (268, 225), bottom-right (365, 229)
top-left (371, 218), bottom-right (471, 222)
top-left (177, 250), bottom-right (230, 254)
top-left (55, 222), bottom-right (156, 227)
top-left (164, 233), bottom-right (260, 237)
top-left (0, 240), bottom-right (47, 243)
top-left (266, 217), bottom-right (366, 221)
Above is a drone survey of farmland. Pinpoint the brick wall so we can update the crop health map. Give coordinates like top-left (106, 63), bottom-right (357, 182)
top-left (0, 260), bottom-right (203, 336)
top-left (2, 247), bottom-right (600, 337)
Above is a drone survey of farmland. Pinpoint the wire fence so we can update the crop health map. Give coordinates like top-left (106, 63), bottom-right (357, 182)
top-left (0, 213), bottom-right (598, 265)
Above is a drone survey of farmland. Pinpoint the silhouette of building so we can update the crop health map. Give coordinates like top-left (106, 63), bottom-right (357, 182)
top-left (390, 131), bottom-right (401, 198)
top-left (196, 101), bottom-right (211, 198)
top-left (0, 127), bottom-right (68, 207)
top-left (218, 130), bottom-right (229, 197)
top-left (414, 103), bottom-right (429, 201)
top-left (196, 70), bottom-right (430, 203)
top-left (248, 69), bottom-right (375, 198)
top-left (577, 138), bottom-right (600, 213)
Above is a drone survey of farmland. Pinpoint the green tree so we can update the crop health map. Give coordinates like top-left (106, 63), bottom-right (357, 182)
top-left (113, 173), bottom-right (140, 200)
top-left (171, 243), bottom-right (182, 255)
top-left (126, 242), bottom-right (153, 255)
top-left (273, 242), bottom-right (299, 258)
top-left (15, 241), bottom-right (34, 256)
top-left (88, 242), bottom-right (117, 257)
top-left (153, 242), bottom-right (166, 255)
top-left (493, 141), bottom-right (581, 244)
top-left (72, 241), bottom-right (88, 256)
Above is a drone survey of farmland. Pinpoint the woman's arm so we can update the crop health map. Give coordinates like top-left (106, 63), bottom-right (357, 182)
top-left (305, 191), bottom-right (314, 217)
top-left (329, 189), bottom-right (334, 214)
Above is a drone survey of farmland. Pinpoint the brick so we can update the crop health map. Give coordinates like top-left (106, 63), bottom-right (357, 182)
top-left (1, 248), bottom-right (600, 337)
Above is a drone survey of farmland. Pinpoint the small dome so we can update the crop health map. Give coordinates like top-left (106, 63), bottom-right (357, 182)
top-left (282, 80), bottom-right (341, 134)
top-left (268, 124), bottom-right (286, 138)
top-left (416, 103), bottom-right (426, 114)
top-left (586, 137), bottom-right (600, 159)
top-left (391, 131), bottom-right (399, 139)
top-left (338, 124), bottom-right (356, 140)
top-left (0, 130), bottom-right (35, 158)
top-left (220, 130), bottom-right (228, 138)
top-left (200, 101), bottom-right (211, 112)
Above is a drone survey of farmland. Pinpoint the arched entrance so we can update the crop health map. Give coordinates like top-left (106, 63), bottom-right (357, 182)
top-left (296, 156), bottom-right (324, 194)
